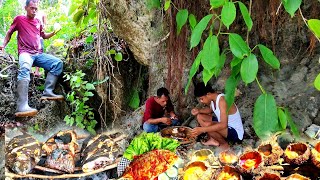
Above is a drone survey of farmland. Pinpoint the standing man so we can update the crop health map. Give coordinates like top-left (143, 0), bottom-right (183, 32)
top-left (142, 87), bottom-right (180, 133)
top-left (191, 82), bottom-right (244, 149)
top-left (0, 0), bottom-right (64, 117)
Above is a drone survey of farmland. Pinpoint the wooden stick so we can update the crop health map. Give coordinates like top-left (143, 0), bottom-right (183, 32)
top-left (34, 165), bottom-right (64, 174)
top-left (6, 161), bottom-right (119, 179)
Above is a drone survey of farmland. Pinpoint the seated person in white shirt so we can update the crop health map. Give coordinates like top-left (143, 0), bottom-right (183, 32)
top-left (191, 82), bottom-right (244, 149)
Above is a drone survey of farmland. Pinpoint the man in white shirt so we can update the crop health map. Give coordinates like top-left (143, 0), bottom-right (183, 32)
top-left (191, 82), bottom-right (244, 149)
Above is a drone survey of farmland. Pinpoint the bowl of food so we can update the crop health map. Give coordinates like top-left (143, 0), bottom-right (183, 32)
top-left (160, 126), bottom-right (195, 145)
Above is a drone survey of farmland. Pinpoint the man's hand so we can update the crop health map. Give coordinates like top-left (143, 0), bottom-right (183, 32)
top-left (53, 23), bottom-right (62, 34)
top-left (191, 127), bottom-right (204, 137)
top-left (162, 117), bottom-right (172, 125)
top-left (191, 108), bottom-right (199, 116)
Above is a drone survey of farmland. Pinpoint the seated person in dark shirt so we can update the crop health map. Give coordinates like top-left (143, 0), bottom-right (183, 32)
top-left (142, 87), bottom-right (180, 133)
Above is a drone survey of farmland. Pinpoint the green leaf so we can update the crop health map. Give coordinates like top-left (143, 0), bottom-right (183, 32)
top-left (190, 14), bottom-right (213, 49)
top-left (201, 35), bottom-right (219, 70)
top-left (129, 89), bottom-right (140, 109)
top-left (188, 14), bottom-right (197, 31)
top-left (258, 44), bottom-right (280, 69)
top-left (307, 19), bottom-right (320, 39)
top-left (229, 33), bottom-right (250, 59)
top-left (240, 53), bottom-right (258, 84)
top-left (253, 94), bottom-right (280, 138)
top-left (73, 9), bottom-right (85, 23)
top-left (85, 35), bottom-right (94, 44)
top-left (231, 63), bottom-right (241, 77)
top-left (108, 49), bottom-right (116, 55)
top-left (164, 0), bottom-right (171, 11)
top-left (210, 0), bottom-right (225, 8)
top-left (202, 68), bottom-right (215, 85)
top-left (221, 2), bottom-right (236, 29)
top-left (315, 73), bottom-right (320, 91)
top-left (282, 0), bottom-right (302, 17)
top-left (214, 50), bottom-right (226, 77)
top-left (176, 9), bottom-right (189, 34)
top-left (238, 2), bottom-right (253, 31)
top-left (285, 108), bottom-right (300, 138)
top-left (86, 83), bottom-right (95, 90)
top-left (278, 108), bottom-right (287, 129)
top-left (225, 75), bottom-right (240, 110)
top-left (146, 0), bottom-right (161, 9)
top-left (84, 92), bottom-right (94, 97)
top-left (185, 51), bottom-right (203, 94)
top-left (115, 52), bottom-right (123, 61)
top-left (231, 56), bottom-right (242, 68)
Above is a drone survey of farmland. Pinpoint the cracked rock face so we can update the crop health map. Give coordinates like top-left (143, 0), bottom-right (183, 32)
top-left (104, 0), bottom-right (160, 66)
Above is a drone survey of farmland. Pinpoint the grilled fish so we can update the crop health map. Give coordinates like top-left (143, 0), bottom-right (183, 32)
top-left (81, 131), bottom-right (125, 172)
top-left (42, 130), bottom-right (78, 173)
top-left (5, 133), bottom-right (41, 175)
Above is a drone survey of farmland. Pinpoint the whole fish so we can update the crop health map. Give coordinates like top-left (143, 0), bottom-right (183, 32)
top-left (5, 133), bottom-right (41, 175)
top-left (81, 131), bottom-right (125, 172)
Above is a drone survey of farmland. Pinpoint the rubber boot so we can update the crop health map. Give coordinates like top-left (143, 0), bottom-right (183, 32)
top-left (15, 79), bottom-right (38, 117)
top-left (40, 72), bottom-right (64, 100)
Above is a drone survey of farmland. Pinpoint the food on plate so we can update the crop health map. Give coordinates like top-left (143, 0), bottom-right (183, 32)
top-left (122, 149), bottom-right (178, 180)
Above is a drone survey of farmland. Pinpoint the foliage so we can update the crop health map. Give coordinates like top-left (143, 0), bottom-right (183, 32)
top-left (171, 0), bottom-right (304, 139)
top-left (123, 132), bottom-right (180, 160)
top-left (63, 70), bottom-right (97, 134)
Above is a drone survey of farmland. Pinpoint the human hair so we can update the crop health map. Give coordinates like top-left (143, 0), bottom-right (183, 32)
top-left (26, 0), bottom-right (38, 6)
top-left (156, 87), bottom-right (170, 98)
top-left (194, 82), bottom-right (215, 97)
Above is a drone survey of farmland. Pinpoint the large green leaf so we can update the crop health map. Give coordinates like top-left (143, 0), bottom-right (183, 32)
top-left (238, 2), bottom-right (253, 31)
top-left (282, 0), bottom-right (302, 17)
top-left (258, 44), bottom-right (280, 69)
top-left (202, 68), bottom-right (215, 85)
top-left (240, 53), bottom-right (258, 84)
top-left (201, 35), bottom-right (219, 70)
top-left (229, 33), bottom-right (250, 59)
top-left (315, 73), bottom-right (320, 91)
top-left (190, 14), bottom-right (213, 49)
top-left (214, 50), bottom-right (226, 77)
top-left (185, 51), bottom-right (203, 94)
top-left (225, 75), bottom-right (240, 110)
top-left (129, 89), bottom-right (140, 109)
top-left (307, 19), bottom-right (320, 39)
top-left (285, 108), bottom-right (300, 138)
top-left (277, 108), bottom-right (287, 129)
top-left (210, 0), bottom-right (225, 8)
top-left (221, 2), bottom-right (236, 29)
top-left (188, 14), bottom-right (197, 31)
top-left (253, 94), bottom-right (280, 138)
top-left (176, 9), bottom-right (189, 34)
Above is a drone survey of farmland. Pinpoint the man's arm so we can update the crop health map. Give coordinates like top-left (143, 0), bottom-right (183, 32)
top-left (191, 107), bottom-right (212, 116)
top-left (1, 17), bottom-right (18, 50)
top-left (202, 97), bottom-right (228, 133)
top-left (42, 31), bottom-right (56, 39)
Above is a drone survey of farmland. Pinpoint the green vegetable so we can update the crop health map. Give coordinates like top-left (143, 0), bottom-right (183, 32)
top-left (123, 132), bottom-right (180, 160)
